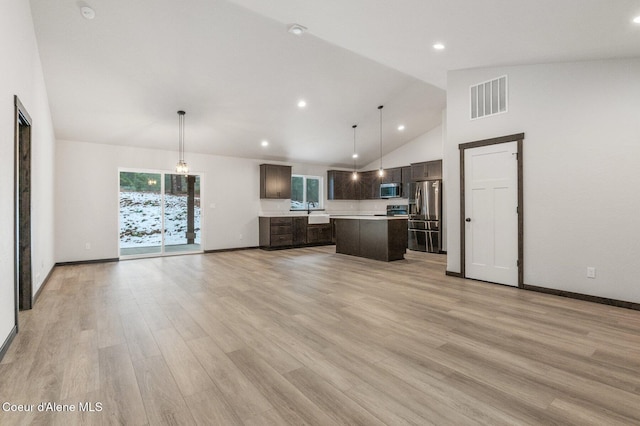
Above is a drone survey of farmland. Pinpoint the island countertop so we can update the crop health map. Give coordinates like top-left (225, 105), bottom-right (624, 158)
top-left (330, 215), bottom-right (407, 220)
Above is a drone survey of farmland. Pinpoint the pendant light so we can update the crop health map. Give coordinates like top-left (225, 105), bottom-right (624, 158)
top-left (377, 105), bottom-right (384, 177)
top-left (352, 124), bottom-right (358, 180)
top-left (175, 110), bottom-right (189, 175)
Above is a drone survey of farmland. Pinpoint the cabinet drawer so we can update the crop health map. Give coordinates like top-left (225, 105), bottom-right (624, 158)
top-left (271, 225), bottom-right (292, 235)
top-left (271, 234), bottom-right (293, 246)
top-left (270, 217), bottom-right (292, 225)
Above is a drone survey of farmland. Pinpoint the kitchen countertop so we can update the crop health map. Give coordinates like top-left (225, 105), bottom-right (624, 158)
top-left (331, 215), bottom-right (408, 220)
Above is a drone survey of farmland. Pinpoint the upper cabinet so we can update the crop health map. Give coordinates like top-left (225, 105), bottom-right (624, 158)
top-left (260, 164), bottom-right (292, 199)
top-left (410, 160), bottom-right (442, 181)
top-left (381, 167), bottom-right (402, 184)
top-left (359, 170), bottom-right (380, 200)
top-left (401, 166), bottom-right (412, 198)
top-left (327, 162), bottom-right (442, 200)
top-left (327, 170), bottom-right (361, 200)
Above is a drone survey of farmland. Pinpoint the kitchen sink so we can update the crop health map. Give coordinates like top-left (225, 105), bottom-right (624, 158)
top-left (308, 213), bottom-right (330, 224)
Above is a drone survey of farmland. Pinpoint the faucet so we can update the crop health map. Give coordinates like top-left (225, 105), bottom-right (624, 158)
top-left (307, 201), bottom-right (316, 214)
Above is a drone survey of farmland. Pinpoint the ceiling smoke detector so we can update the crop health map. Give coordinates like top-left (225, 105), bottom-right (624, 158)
top-left (80, 6), bottom-right (95, 20)
top-left (288, 24), bottom-right (307, 36)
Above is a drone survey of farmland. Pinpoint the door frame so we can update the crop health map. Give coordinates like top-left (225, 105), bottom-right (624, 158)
top-left (459, 133), bottom-right (524, 287)
top-left (14, 96), bottom-right (33, 320)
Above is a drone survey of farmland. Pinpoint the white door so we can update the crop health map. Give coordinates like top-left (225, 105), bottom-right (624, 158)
top-left (464, 141), bottom-right (518, 286)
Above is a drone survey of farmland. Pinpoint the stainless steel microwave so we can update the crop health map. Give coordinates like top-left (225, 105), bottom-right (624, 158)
top-left (380, 183), bottom-right (401, 198)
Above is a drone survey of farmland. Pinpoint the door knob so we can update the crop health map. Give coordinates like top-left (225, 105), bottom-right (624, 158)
top-left (465, 218), bottom-right (471, 222)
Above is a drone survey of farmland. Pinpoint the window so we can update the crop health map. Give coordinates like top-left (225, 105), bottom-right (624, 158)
top-left (291, 175), bottom-right (323, 210)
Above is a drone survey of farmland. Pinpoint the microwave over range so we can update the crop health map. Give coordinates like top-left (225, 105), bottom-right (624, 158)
top-left (380, 183), bottom-right (401, 198)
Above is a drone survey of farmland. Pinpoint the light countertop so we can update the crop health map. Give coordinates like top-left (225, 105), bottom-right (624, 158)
top-left (331, 215), bottom-right (408, 220)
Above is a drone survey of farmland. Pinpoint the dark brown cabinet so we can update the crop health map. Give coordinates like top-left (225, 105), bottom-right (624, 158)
top-left (410, 160), bottom-right (442, 181)
top-left (259, 216), bottom-right (334, 249)
top-left (360, 170), bottom-right (381, 200)
top-left (401, 166), bottom-right (412, 198)
top-left (329, 163), bottom-right (440, 200)
top-left (293, 217), bottom-right (307, 245)
top-left (327, 170), bottom-right (360, 200)
top-left (259, 217), bottom-right (293, 248)
top-left (307, 224), bottom-right (333, 244)
top-left (381, 167), bottom-right (402, 184)
top-left (260, 164), bottom-right (292, 199)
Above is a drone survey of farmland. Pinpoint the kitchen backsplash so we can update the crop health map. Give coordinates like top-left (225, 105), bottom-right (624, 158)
top-left (259, 198), bottom-right (406, 216)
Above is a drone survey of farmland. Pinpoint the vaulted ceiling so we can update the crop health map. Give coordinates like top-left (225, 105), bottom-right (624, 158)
top-left (30, 0), bottom-right (640, 167)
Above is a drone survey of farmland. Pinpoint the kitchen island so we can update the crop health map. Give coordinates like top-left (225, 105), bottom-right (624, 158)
top-left (333, 216), bottom-right (408, 261)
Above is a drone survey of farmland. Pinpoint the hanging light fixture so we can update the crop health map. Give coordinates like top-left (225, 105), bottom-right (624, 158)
top-left (175, 110), bottom-right (189, 175)
top-left (352, 124), bottom-right (358, 180)
top-left (377, 105), bottom-right (384, 177)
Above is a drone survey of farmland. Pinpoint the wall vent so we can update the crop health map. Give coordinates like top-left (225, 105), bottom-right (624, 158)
top-left (470, 75), bottom-right (507, 120)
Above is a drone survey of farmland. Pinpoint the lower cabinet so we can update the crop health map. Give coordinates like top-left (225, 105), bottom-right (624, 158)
top-left (259, 217), bottom-right (292, 248)
top-left (293, 217), bottom-right (307, 245)
top-left (307, 224), bottom-right (332, 245)
top-left (259, 216), bottom-right (334, 249)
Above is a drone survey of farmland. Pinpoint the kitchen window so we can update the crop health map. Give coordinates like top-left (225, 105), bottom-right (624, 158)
top-left (291, 175), bottom-right (323, 210)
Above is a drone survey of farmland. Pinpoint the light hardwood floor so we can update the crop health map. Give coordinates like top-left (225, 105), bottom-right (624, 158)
top-left (2, 246), bottom-right (640, 425)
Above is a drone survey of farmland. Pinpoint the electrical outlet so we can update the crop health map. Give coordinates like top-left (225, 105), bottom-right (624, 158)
top-left (239, 234), bottom-right (243, 240)
top-left (587, 267), bottom-right (596, 279)
top-left (85, 243), bottom-right (91, 250)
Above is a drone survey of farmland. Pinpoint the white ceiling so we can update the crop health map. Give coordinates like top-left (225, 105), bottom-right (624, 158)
top-left (30, 0), bottom-right (640, 168)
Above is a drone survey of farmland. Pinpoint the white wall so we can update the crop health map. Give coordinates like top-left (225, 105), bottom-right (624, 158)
top-left (55, 140), bottom-right (267, 262)
top-left (0, 2), bottom-right (56, 346)
top-left (56, 125), bottom-right (446, 263)
top-left (362, 123), bottom-right (443, 170)
top-left (55, 141), bottom-right (368, 262)
top-left (446, 58), bottom-right (640, 303)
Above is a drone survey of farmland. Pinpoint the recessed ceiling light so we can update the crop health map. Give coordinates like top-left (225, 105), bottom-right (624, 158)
top-left (288, 24), bottom-right (307, 35)
top-left (397, 125), bottom-right (405, 131)
top-left (261, 140), bottom-right (269, 147)
top-left (80, 6), bottom-right (95, 20)
top-left (352, 153), bottom-right (358, 159)
top-left (433, 43), bottom-right (445, 50)
top-left (633, 15), bottom-right (640, 24)
top-left (297, 100), bottom-right (307, 108)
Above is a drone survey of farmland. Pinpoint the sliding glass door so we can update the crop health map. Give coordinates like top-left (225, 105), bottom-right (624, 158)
top-left (119, 170), bottom-right (202, 257)
top-left (163, 173), bottom-right (201, 253)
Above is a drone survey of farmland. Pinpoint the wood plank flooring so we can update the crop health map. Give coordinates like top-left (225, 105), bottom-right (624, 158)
top-left (2, 246), bottom-right (640, 425)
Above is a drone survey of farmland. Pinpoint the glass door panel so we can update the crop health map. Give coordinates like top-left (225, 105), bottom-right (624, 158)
top-left (119, 172), bottom-right (163, 256)
top-left (164, 174), bottom-right (201, 253)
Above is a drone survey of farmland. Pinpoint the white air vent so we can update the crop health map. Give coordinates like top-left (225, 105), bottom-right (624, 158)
top-left (470, 75), bottom-right (507, 120)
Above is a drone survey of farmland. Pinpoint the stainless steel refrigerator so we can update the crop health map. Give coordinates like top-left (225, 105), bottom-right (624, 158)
top-left (408, 180), bottom-right (442, 252)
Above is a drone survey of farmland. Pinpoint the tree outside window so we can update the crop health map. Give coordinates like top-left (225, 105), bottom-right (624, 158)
top-left (291, 175), bottom-right (323, 210)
